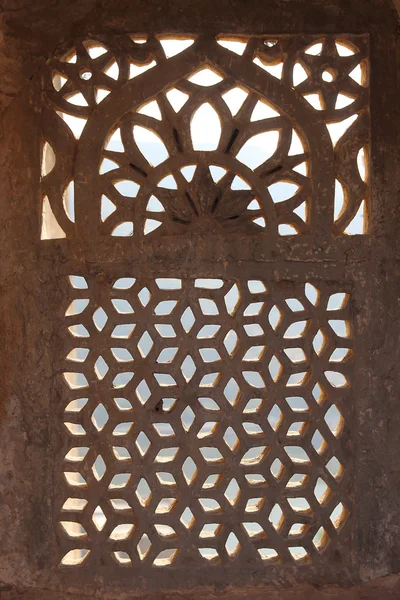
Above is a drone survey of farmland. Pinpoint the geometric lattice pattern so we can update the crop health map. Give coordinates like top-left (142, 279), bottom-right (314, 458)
top-left (60, 277), bottom-right (353, 567)
top-left (41, 34), bottom-right (369, 241)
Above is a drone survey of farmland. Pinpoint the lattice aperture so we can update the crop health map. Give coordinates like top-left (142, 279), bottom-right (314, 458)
top-left (60, 277), bottom-right (353, 568)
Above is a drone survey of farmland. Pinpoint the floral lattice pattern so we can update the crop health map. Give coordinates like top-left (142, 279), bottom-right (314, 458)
top-left (41, 34), bottom-right (369, 241)
top-left (60, 276), bottom-right (353, 568)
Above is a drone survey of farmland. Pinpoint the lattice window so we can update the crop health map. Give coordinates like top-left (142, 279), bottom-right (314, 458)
top-left (40, 34), bottom-right (369, 241)
top-left (60, 276), bottom-right (352, 567)
top-left (37, 32), bottom-right (365, 576)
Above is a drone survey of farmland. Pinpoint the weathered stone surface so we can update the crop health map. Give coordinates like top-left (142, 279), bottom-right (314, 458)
top-left (0, 1), bottom-right (400, 599)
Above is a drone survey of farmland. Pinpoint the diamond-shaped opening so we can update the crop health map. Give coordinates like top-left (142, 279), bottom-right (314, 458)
top-left (330, 347), bottom-right (352, 362)
top-left (181, 405), bottom-right (195, 431)
top-left (64, 398), bottom-right (88, 413)
top-left (199, 548), bottom-right (220, 563)
top-left (138, 287), bottom-right (151, 307)
top-left (108, 473), bottom-right (131, 490)
top-left (154, 524), bottom-right (177, 539)
top-left (313, 329), bottom-right (326, 356)
top-left (313, 527), bottom-right (330, 553)
top-left (109, 498), bottom-right (131, 512)
top-left (311, 429), bottom-right (327, 455)
top-left (242, 522), bottom-right (266, 540)
top-left (94, 356), bottom-right (109, 380)
top-left (199, 298), bottom-right (219, 315)
top-left (112, 421), bottom-right (134, 436)
top-left (181, 355), bottom-right (196, 382)
top-left (92, 505), bottom-right (107, 531)
top-left (92, 455), bottom-right (106, 481)
top-left (182, 456), bottom-right (198, 485)
top-left (223, 426), bottom-right (240, 452)
top-left (287, 497), bottom-right (311, 513)
top-left (270, 458), bottom-right (285, 479)
top-left (113, 551), bottom-right (132, 565)
top-left (314, 477), bottom-right (331, 505)
top-left (199, 523), bottom-right (221, 538)
top-left (285, 298), bottom-right (304, 312)
top-left (93, 307), bottom-right (108, 331)
top-left (198, 397), bottom-right (220, 411)
top-left (243, 301), bottom-right (264, 317)
top-left (137, 533), bottom-right (152, 560)
top-left (91, 403), bottom-right (109, 432)
top-left (240, 446), bottom-right (268, 466)
top-left (109, 524), bottom-right (134, 540)
top-left (156, 472), bottom-right (176, 487)
top-left (60, 521), bottom-right (87, 538)
top-left (112, 446), bottom-right (131, 461)
top-left (136, 478), bottom-right (152, 507)
top-left (62, 498), bottom-right (88, 511)
top-left (267, 404), bottom-right (283, 430)
top-left (327, 292), bottom-right (348, 311)
top-left (68, 324), bottom-right (90, 338)
top-left (324, 404), bottom-right (344, 437)
top-left (268, 355), bottom-right (282, 382)
top-left (63, 471), bottom-right (87, 487)
top-left (224, 478), bottom-right (240, 506)
top-left (136, 379), bottom-right (151, 404)
top-left (312, 382), bottom-right (326, 405)
top-left (154, 324), bottom-right (176, 338)
top-left (197, 324), bottom-right (221, 339)
top-left (268, 305), bottom-right (282, 330)
top-left (154, 373), bottom-right (178, 387)
top-left (243, 345), bottom-right (266, 362)
top-left (286, 473), bottom-right (308, 489)
top-left (180, 507), bottom-right (195, 529)
top-left (112, 372), bottom-right (134, 389)
top-left (200, 447), bottom-right (224, 464)
top-left (288, 546), bottom-right (309, 562)
top-left (202, 474), bottom-right (222, 489)
top-left (61, 549), bottom-right (91, 566)
top-left (111, 323), bottom-right (135, 339)
top-left (113, 277), bottom-right (136, 289)
top-left (153, 548), bottom-right (178, 567)
top-left (329, 319), bottom-right (351, 338)
top-left (111, 348), bottom-right (134, 362)
top-left (199, 498), bottom-right (222, 513)
top-left (243, 398), bottom-right (262, 414)
top-left (243, 323), bottom-right (264, 337)
top-left (225, 532), bottom-right (241, 558)
top-left (64, 422), bottom-right (86, 436)
top-left (197, 421), bottom-right (218, 439)
top-left (154, 300), bottom-right (178, 316)
top-left (245, 473), bottom-right (267, 486)
top-left (285, 396), bottom-right (309, 412)
top-left (223, 330), bottom-right (239, 356)
top-left (138, 331), bottom-right (154, 358)
top-left (66, 347), bottom-right (90, 362)
top-left (242, 371), bottom-right (265, 388)
top-left (63, 372), bottom-right (89, 390)
top-left (224, 283), bottom-right (240, 315)
top-left (305, 282), bottom-right (319, 306)
top-left (269, 503), bottom-right (284, 531)
top-left (284, 320), bottom-right (308, 339)
top-left (180, 306), bottom-right (195, 332)
top-left (159, 398), bottom-right (177, 412)
top-left (153, 422), bottom-right (175, 437)
top-left (284, 348), bottom-right (307, 364)
top-left (157, 347), bottom-right (178, 363)
top-left (136, 431), bottom-right (151, 456)
top-left (242, 422), bottom-right (263, 436)
top-left (155, 498), bottom-right (177, 514)
top-left (245, 497), bottom-right (264, 513)
top-left (324, 370), bottom-right (349, 388)
top-left (288, 523), bottom-right (308, 537)
top-left (284, 446), bottom-right (310, 464)
top-left (111, 299), bottom-right (134, 314)
top-left (330, 502), bottom-right (349, 530)
top-left (199, 348), bottom-right (221, 363)
top-left (258, 548), bottom-right (279, 562)
top-left (325, 456), bottom-right (344, 480)
top-left (199, 372), bottom-right (220, 387)
top-left (155, 447), bottom-right (179, 463)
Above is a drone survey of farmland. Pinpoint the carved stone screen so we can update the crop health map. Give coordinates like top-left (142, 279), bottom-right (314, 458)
top-left (39, 33), bottom-right (368, 582)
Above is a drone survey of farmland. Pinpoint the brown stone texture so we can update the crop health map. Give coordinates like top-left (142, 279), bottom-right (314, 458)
top-left (1, 1), bottom-right (400, 599)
